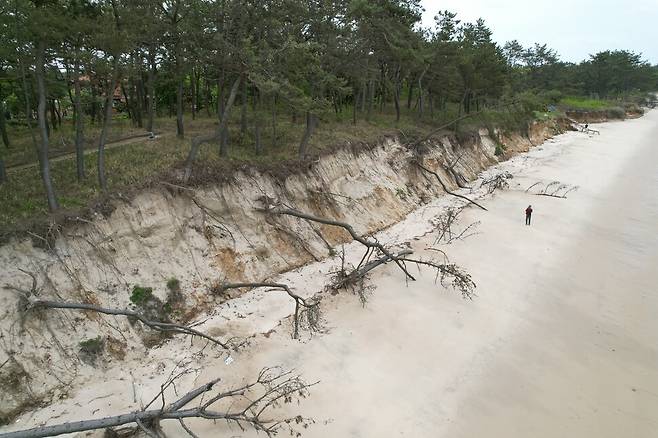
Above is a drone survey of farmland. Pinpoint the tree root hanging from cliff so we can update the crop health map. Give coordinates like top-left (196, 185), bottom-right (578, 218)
top-left (412, 159), bottom-right (488, 211)
top-left (0, 367), bottom-right (315, 438)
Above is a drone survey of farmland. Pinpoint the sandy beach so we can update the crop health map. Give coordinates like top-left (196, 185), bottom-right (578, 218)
top-left (3, 110), bottom-right (657, 438)
top-left (193, 110), bottom-right (658, 437)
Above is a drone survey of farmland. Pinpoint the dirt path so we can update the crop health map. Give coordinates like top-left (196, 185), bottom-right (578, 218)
top-left (6, 132), bottom-right (171, 173)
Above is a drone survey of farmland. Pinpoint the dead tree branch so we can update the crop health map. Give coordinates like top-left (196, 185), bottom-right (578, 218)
top-left (214, 282), bottom-right (321, 339)
top-left (413, 160), bottom-right (488, 211)
top-left (480, 171), bottom-right (513, 194)
top-left (0, 367), bottom-right (314, 438)
top-left (22, 300), bottom-right (231, 349)
top-left (432, 208), bottom-right (480, 245)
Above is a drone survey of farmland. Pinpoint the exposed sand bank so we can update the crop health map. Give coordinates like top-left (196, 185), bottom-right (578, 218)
top-left (2, 111), bottom-right (657, 437)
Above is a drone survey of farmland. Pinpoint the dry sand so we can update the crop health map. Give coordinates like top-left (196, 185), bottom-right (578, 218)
top-left (3, 110), bottom-right (658, 437)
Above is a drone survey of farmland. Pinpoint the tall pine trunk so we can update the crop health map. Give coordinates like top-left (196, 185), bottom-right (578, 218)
top-left (191, 67), bottom-right (197, 120)
top-left (73, 58), bottom-right (85, 181)
top-left (98, 58), bottom-right (119, 192)
top-left (35, 41), bottom-right (59, 211)
top-left (0, 159), bottom-right (6, 185)
top-left (146, 47), bottom-right (156, 133)
top-left (393, 66), bottom-right (401, 122)
top-left (297, 111), bottom-right (317, 160)
top-left (184, 75), bottom-right (241, 180)
top-left (271, 93), bottom-right (277, 148)
top-left (176, 76), bottom-right (184, 137)
top-left (0, 101), bottom-right (9, 147)
top-left (253, 89), bottom-right (262, 155)
top-left (240, 80), bottom-right (247, 135)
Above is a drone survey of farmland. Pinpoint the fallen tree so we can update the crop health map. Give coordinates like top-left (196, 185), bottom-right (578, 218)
top-left (480, 171), bottom-right (513, 194)
top-left (432, 207), bottom-right (480, 245)
top-left (0, 367), bottom-right (313, 438)
top-left (256, 200), bottom-right (476, 299)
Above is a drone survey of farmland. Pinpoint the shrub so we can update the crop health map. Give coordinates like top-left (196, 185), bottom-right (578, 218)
top-left (79, 336), bottom-right (104, 354)
top-left (166, 277), bottom-right (180, 292)
top-left (606, 107), bottom-right (626, 119)
top-left (130, 285), bottom-right (153, 305)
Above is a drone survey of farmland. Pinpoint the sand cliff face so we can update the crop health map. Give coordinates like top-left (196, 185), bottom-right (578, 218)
top-left (0, 120), bottom-right (565, 423)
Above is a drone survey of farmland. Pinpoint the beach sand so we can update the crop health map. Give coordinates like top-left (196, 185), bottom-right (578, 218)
top-left (191, 110), bottom-right (658, 437)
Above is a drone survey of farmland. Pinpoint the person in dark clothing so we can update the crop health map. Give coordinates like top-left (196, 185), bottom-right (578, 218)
top-left (525, 205), bottom-right (533, 225)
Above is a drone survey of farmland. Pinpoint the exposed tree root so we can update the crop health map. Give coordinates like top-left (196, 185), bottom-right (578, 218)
top-left (413, 160), bottom-right (488, 211)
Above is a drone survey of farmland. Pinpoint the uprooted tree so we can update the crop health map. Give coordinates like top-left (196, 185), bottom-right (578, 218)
top-left (0, 367), bottom-right (314, 438)
top-left (255, 197), bottom-right (476, 300)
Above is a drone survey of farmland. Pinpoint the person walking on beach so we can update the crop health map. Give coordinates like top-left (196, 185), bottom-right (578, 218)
top-left (525, 205), bottom-right (533, 225)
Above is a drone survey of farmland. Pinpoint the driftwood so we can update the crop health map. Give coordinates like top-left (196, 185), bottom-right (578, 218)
top-left (413, 160), bottom-right (488, 211)
top-left (0, 367), bottom-right (313, 438)
top-left (214, 282), bottom-right (321, 339)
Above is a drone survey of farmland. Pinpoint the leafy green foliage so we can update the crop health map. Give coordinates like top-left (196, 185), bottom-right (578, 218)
top-left (78, 336), bottom-right (104, 354)
top-left (166, 278), bottom-right (180, 292)
top-left (129, 285), bottom-right (153, 306)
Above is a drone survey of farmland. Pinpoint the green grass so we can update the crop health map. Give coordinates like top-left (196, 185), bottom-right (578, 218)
top-left (558, 97), bottom-right (617, 111)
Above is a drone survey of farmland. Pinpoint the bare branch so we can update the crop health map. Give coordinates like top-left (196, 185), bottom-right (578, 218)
top-left (0, 369), bottom-right (313, 438)
top-left (526, 180), bottom-right (579, 199)
top-left (214, 282), bottom-right (321, 339)
top-left (23, 300), bottom-right (230, 349)
top-left (480, 171), bottom-right (513, 194)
